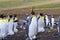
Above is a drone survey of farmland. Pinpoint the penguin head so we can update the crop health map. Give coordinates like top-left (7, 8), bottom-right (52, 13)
top-left (14, 14), bottom-right (16, 17)
top-left (40, 13), bottom-right (44, 16)
top-left (13, 14), bottom-right (16, 19)
top-left (0, 14), bottom-right (4, 19)
top-left (0, 15), bottom-right (1, 18)
top-left (31, 9), bottom-right (35, 15)
top-left (9, 15), bottom-right (12, 18)
top-left (4, 15), bottom-right (7, 18)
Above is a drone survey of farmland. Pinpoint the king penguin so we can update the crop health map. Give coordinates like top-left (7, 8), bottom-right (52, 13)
top-left (0, 15), bottom-right (3, 39)
top-left (38, 13), bottom-right (45, 32)
top-left (28, 10), bottom-right (38, 40)
top-left (13, 15), bottom-right (18, 32)
top-left (0, 15), bottom-right (7, 38)
top-left (44, 14), bottom-right (49, 27)
top-left (4, 15), bottom-right (9, 36)
top-left (8, 15), bottom-right (14, 35)
top-left (50, 15), bottom-right (55, 29)
top-left (57, 16), bottom-right (60, 34)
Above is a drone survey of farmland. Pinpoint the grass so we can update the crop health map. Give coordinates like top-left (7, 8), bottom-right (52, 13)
top-left (0, 0), bottom-right (60, 10)
top-left (32, 2), bottom-right (60, 10)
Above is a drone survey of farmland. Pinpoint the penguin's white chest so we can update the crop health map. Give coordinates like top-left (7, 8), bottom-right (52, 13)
top-left (51, 18), bottom-right (55, 25)
top-left (8, 20), bottom-right (14, 35)
top-left (38, 18), bottom-right (45, 32)
top-left (29, 17), bottom-right (37, 37)
top-left (0, 20), bottom-right (7, 38)
top-left (46, 17), bottom-right (49, 26)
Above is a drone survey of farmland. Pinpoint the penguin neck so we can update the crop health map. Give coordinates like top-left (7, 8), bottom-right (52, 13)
top-left (15, 17), bottom-right (18, 20)
top-left (5, 18), bottom-right (8, 21)
top-left (40, 16), bottom-right (44, 19)
top-left (2, 18), bottom-right (5, 22)
top-left (10, 18), bottom-right (13, 20)
top-left (2, 18), bottom-right (4, 20)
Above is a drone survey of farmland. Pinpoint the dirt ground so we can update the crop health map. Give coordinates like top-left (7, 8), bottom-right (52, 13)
top-left (3, 25), bottom-right (26, 40)
top-left (3, 24), bottom-right (60, 40)
top-left (0, 8), bottom-right (60, 16)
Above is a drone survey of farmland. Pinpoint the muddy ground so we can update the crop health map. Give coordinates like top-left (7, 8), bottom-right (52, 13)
top-left (3, 24), bottom-right (60, 40)
top-left (4, 25), bottom-right (26, 40)
top-left (0, 8), bottom-right (60, 16)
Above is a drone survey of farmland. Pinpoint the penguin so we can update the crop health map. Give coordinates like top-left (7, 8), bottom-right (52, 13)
top-left (38, 13), bottom-right (45, 32)
top-left (44, 14), bottom-right (49, 27)
top-left (25, 14), bottom-right (31, 40)
top-left (8, 15), bottom-right (14, 35)
top-left (57, 16), bottom-right (60, 34)
top-left (50, 15), bottom-right (55, 29)
top-left (53, 16), bottom-right (60, 37)
top-left (7, 15), bottom-right (10, 35)
top-left (4, 16), bottom-right (9, 36)
top-left (0, 15), bottom-right (7, 38)
top-left (28, 10), bottom-right (38, 40)
top-left (0, 15), bottom-right (3, 39)
top-left (13, 15), bottom-right (18, 32)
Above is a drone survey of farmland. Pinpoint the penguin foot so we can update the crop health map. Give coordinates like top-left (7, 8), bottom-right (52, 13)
top-left (1, 34), bottom-right (7, 38)
top-left (14, 29), bottom-right (18, 32)
top-left (32, 36), bottom-right (36, 40)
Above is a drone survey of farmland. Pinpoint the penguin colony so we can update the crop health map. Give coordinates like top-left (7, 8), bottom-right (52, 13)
top-left (0, 10), bottom-right (60, 40)
top-left (0, 14), bottom-right (18, 39)
top-left (25, 10), bottom-right (59, 40)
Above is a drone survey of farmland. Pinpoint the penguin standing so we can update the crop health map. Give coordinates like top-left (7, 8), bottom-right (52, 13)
top-left (3, 16), bottom-right (8, 36)
top-left (38, 13), bottom-right (45, 32)
top-left (25, 14), bottom-right (32, 40)
top-left (50, 16), bottom-right (55, 29)
top-left (5, 16), bottom-right (9, 36)
top-left (0, 15), bottom-right (7, 38)
top-left (0, 15), bottom-right (3, 39)
top-left (28, 11), bottom-right (38, 40)
top-left (57, 16), bottom-right (60, 34)
top-left (7, 15), bottom-right (10, 35)
top-left (44, 14), bottom-right (49, 27)
top-left (13, 15), bottom-right (18, 32)
top-left (8, 15), bottom-right (14, 35)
